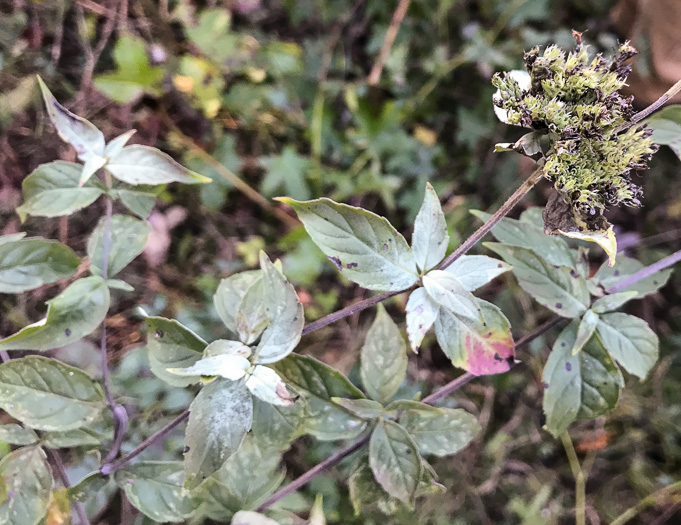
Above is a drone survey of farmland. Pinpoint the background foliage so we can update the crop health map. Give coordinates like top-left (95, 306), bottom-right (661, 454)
top-left (2, 0), bottom-right (681, 523)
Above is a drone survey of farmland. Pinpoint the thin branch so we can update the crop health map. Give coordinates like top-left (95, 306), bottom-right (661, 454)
top-left (100, 410), bottom-right (189, 475)
top-left (48, 448), bottom-right (91, 525)
top-left (367, 0), bottom-right (412, 85)
top-left (614, 77), bottom-right (681, 134)
top-left (606, 248), bottom-right (681, 294)
top-left (560, 431), bottom-right (586, 525)
top-left (610, 479), bottom-right (681, 525)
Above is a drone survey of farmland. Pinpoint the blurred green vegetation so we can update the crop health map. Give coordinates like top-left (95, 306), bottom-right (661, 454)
top-left (2, 0), bottom-right (681, 523)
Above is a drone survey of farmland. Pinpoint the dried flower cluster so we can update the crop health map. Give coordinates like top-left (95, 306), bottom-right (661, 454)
top-left (492, 38), bottom-right (658, 234)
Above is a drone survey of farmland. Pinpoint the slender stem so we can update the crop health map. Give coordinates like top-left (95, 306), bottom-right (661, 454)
top-left (561, 431), bottom-right (586, 525)
top-left (610, 480), bottom-right (681, 525)
top-left (439, 168), bottom-right (544, 270)
top-left (613, 78), bottom-right (681, 134)
top-left (48, 448), bottom-right (91, 525)
top-left (606, 248), bottom-right (681, 294)
top-left (367, 0), bottom-right (412, 85)
top-left (100, 410), bottom-right (190, 475)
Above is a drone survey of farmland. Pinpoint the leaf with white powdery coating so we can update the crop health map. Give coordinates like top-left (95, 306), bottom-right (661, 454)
top-left (360, 304), bottom-right (407, 403)
top-left (251, 396), bottom-right (306, 447)
top-left (596, 312), bottom-right (659, 379)
top-left (422, 270), bottom-right (482, 322)
top-left (472, 210), bottom-right (575, 267)
top-left (0, 446), bottom-right (53, 525)
top-left (0, 425), bottom-right (39, 445)
top-left (278, 197), bottom-right (418, 291)
top-left (253, 252), bottom-right (304, 364)
top-left (0, 356), bottom-right (105, 431)
top-left (434, 299), bottom-right (515, 376)
top-left (274, 354), bottom-right (366, 440)
top-left (591, 291), bottom-right (638, 313)
top-left (486, 242), bottom-right (589, 318)
top-left (115, 461), bottom-right (193, 523)
top-left (400, 408), bottom-right (480, 457)
top-left (167, 354), bottom-right (250, 381)
top-left (145, 317), bottom-right (206, 387)
top-left (405, 288), bottom-right (439, 353)
top-left (107, 145), bottom-right (211, 185)
top-left (369, 419), bottom-right (422, 505)
top-left (444, 255), bottom-right (511, 291)
top-left (0, 237), bottom-right (80, 294)
top-left (231, 511), bottom-right (281, 525)
top-left (572, 309), bottom-right (600, 355)
top-left (543, 320), bottom-right (624, 437)
top-left (37, 77), bottom-right (105, 161)
top-left (16, 161), bottom-right (104, 220)
top-left (87, 214), bottom-right (151, 277)
top-left (214, 271), bottom-right (262, 336)
top-left (246, 365), bottom-right (297, 406)
top-left (184, 379), bottom-right (253, 489)
top-left (412, 183), bottom-right (448, 272)
top-left (0, 277), bottom-right (109, 351)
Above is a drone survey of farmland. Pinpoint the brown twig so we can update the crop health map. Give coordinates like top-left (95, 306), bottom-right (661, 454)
top-left (614, 77), bottom-right (681, 134)
top-left (606, 248), bottom-right (681, 294)
top-left (367, 0), bottom-right (412, 85)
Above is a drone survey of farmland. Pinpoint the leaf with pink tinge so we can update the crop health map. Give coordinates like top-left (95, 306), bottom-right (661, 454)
top-left (434, 299), bottom-right (515, 376)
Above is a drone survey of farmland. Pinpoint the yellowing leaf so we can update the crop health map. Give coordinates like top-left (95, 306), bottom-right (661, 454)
top-left (558, 227), bottom-right (617, 267)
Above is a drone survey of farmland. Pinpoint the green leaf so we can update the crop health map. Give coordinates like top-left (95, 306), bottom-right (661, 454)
top-left (107, 279), bottom-right (134, 292)
top-left (253, 252), bottom-right (304, 364)
top-left (104, 130), bottom-right (136, 158)
top-left (0, 446), bottom-right (52, 525)
top-left (486, 242), bottom-right (589, 317)
top-left (79, 153), bottom-right (107, 186)
top-left (251, 396), bottom-right (306, 447)
top-left (93, 35), bottom-right (164, 104)
top-left (40, 428), bottom-right (101, 448)
top-left (261, 146), bottom-right (311, 200)
top-left (0, 356), bottom-right (105, 430)
top-left (87, 214), bottom-right (151, 277)
top-left (278, 198), bottom-right (418, 291)
top-left (0, 276), bottom-right (110, 351)
top-left (37, 77), bottom-right (105, 161)
top-left (215, 271), bottom-right (263, 336)
top-left (405, 288), bottom-right (439, 352)
top-left (331, 398), bottom-right (383, 419)
top-left (232, 511), bottom-right (281, 525)
top-left (112, 182), bottom-right (159, 219)
top-left (360, 304), bottom-right (408, 403)
top-left (204, 339), bottom-right (252, 358)
top-left (185, 9), bottom-right (238, 63)
top-left (572, 310), bottom-right (600, 355)
top-left (591, 291), bottom-right (639, 313)
top-left (369, 419), bottom-right (422, 504)
top-left (193, 435), bottom-right (284, 520)
top-left (0, 237), bottom-right (80, 293)
top-left (235, 277), bottom-right (268, 345)
top-left (382, 400), bottom-right (443, 416)
top-left (542, 321), bottom-right (624, 437)
top-left (596, 313), bottom-right (659, 379)
top-left (16, 161), bottom-right (104, 219)
top-left (0, 233), bottom-right (26, 245)
top-left (434, 299), bottom-right (515, 376)
top-left (592, 256), bottom-right (672, 296)
top-left (115, 461), bottom-right (193, 523)
top-left (348, 455), bottom-right (400, 516)
top-left (400, 408), bottom-right (480, 457)
top-left (472, 209), bottom-right (575, 267)
top-left (443, 255), bottom-right (511, 291)
top-left (145, 317), bottom-right (206, 387)
top-left (422, 270), bottom-right (482, 322)
top-left (107, 145), bottom-right (211, 186)
top-left (646, 105), bottom-right (681, 159)
top-left (274, 354), bottom-right (366, 440)
top-left (0, 424), bottom-right (39, 445)
top-left (412, 183), bottom-right (448, 272)
top-left (184, 379), bottom-right (253, 489)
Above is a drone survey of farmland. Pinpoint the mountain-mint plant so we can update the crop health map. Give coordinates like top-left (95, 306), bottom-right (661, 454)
top-left (0, 35), bottom-right (678, 525)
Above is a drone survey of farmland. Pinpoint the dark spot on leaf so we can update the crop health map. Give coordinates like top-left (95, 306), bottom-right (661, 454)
top-left (155, 330), bottom-right (164, 338)
top-left (565, 362), bottom-right (572, 372)
top-left (544, 382), bottom-right (549, 389)
top-left (653, 280), bottom-right (659, 285)
top-left (561, 342), bottom-right (566, 347)
top-left (493, 353), bottom-right (503, 361)
top-left (383, 244), bottom-right (388, 249)
top-left (497, 263), bottom-right (503, 268)
top-left (327, 256), bottom-right (342, 271)
top-left (555, 302), bottom-right (562, 309)
top-left (65, 328), bottom-right (72, 337)
top-left (614, 270), bottom-right (620, 276)
top-left (405, 449), bottom-right (412, 454)
top-left (346, 262), bottom-right (358, 269)
top-left (183, 446), bottom-right (190, 453)
top-left (570, 270), bottom-right (579, 278)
